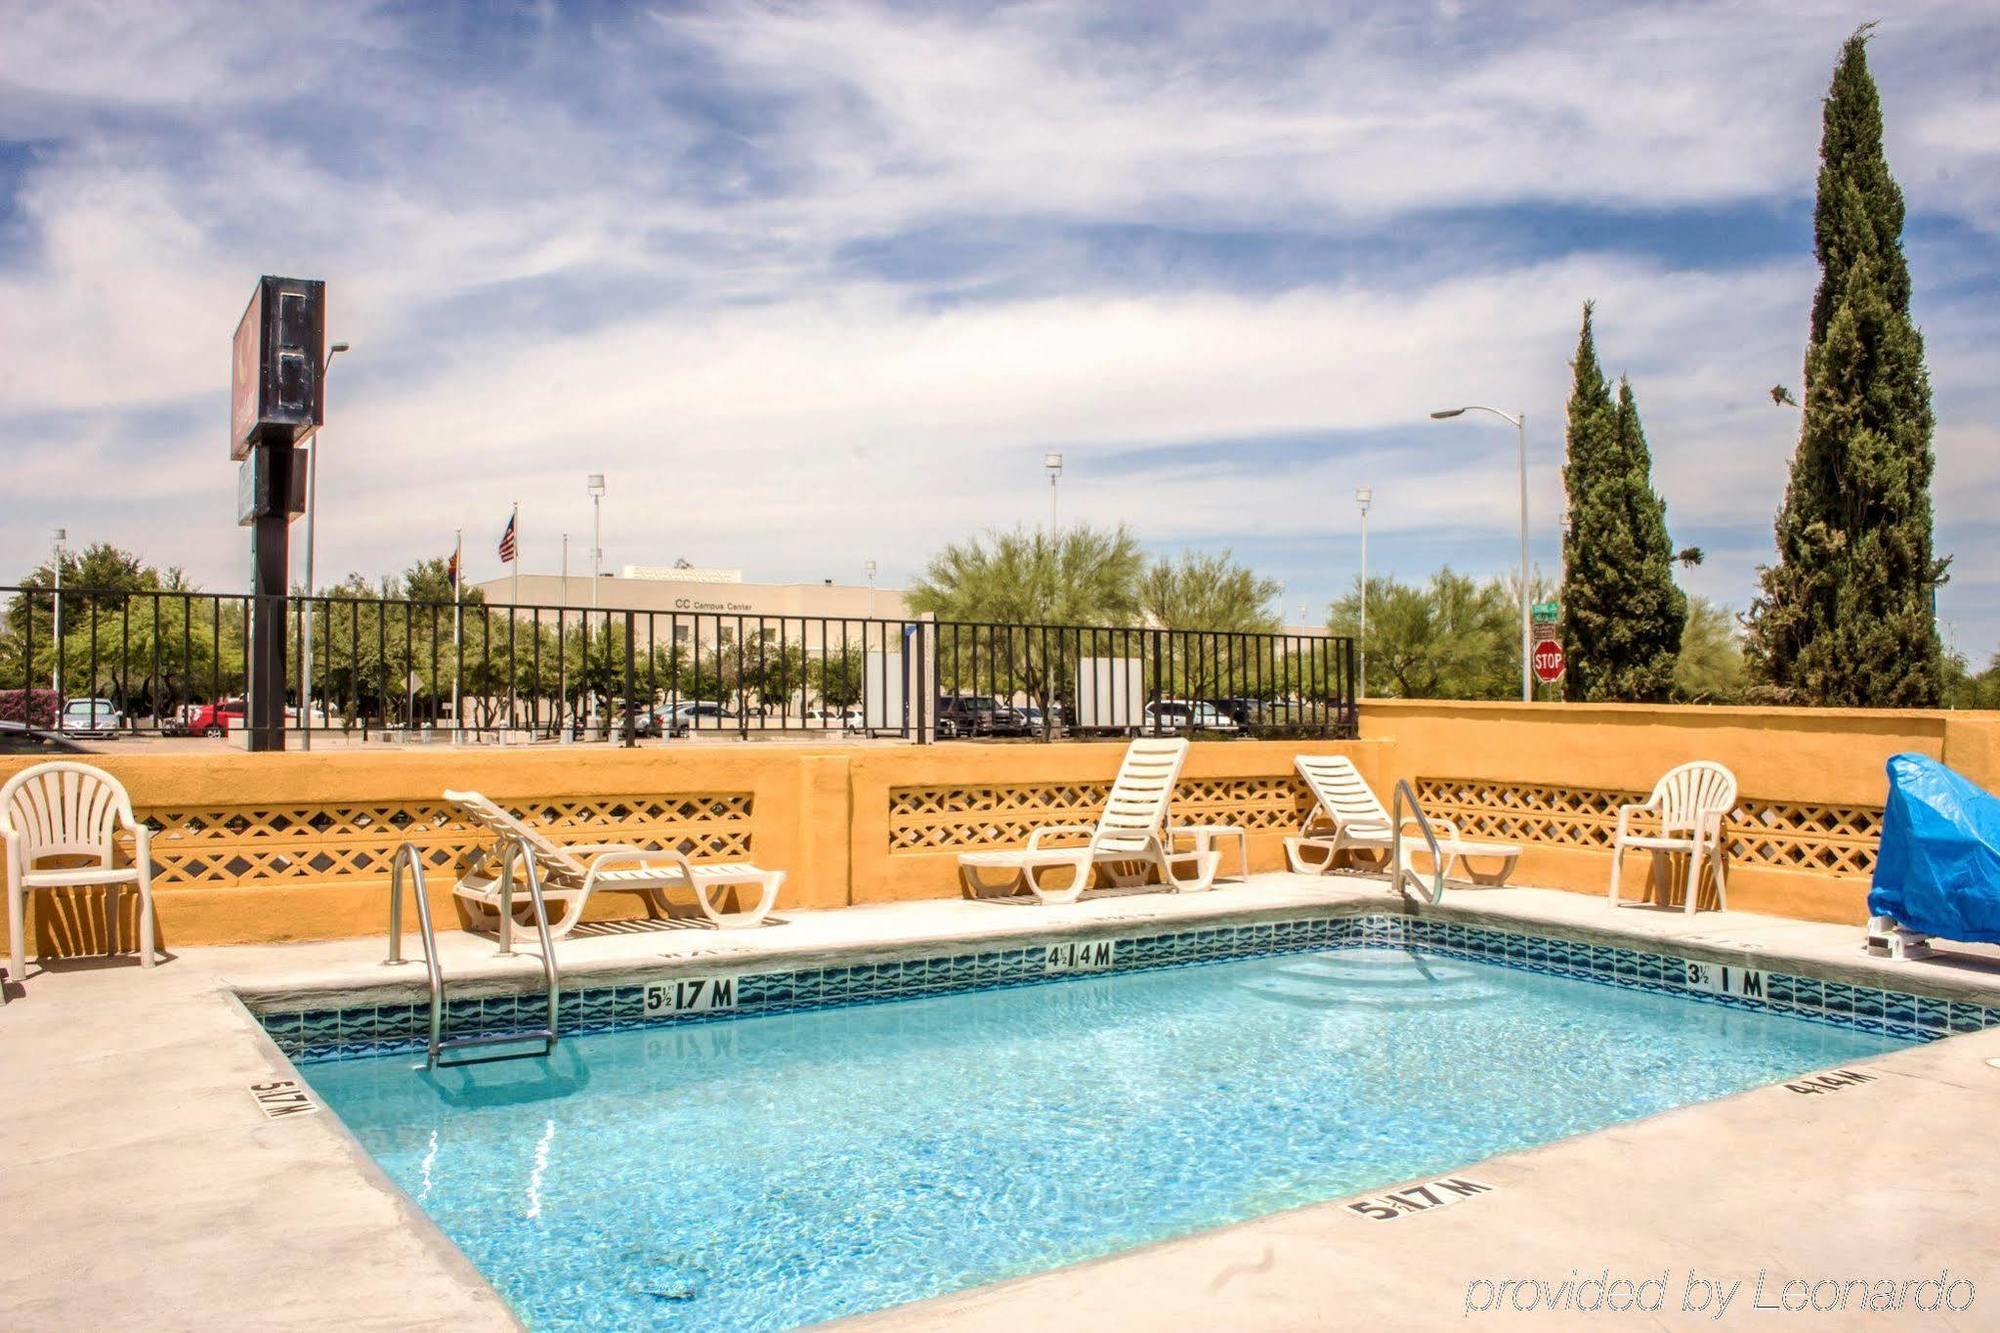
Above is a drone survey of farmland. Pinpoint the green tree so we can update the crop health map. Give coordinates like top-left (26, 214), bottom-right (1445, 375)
top-left (1674, 598), bottom-right (1749, 703)
top-left (1138, 549), bottom-right (1283, 702)
top-left (913, 523), bottom-right (1145, 713)
top-left (401, 556), bottom-right (483, 608)
top-left (909, 523), bottom-right (1144, 626)
top-left (1944, 653), bottom-right (2000, 711)
top-left (1560, 306), bottom-right (1686, 701)
top-left (1137, 550), bottom-right (1281, 632)
top-left (8, 542), bottom-right (161, 640)
top-left (1, 546), bottom-right (247, 720)
top-left (1327, 569), bottom-right (1515, 699)
top-left (813, 646), bottom-right (868, 709)
top-left (1746, 27), bottom-right (1948, 705)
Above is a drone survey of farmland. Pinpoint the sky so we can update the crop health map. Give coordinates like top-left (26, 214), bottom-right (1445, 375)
top-left (2, 1), bottom-right (1997, 657)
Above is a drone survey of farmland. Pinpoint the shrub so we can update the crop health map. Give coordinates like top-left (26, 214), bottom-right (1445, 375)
top-left (0, 688), bottom-right (62, 729)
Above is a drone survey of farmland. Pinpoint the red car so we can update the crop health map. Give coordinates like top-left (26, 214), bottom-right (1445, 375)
top-left (182, 699), bottom-right (247, 737)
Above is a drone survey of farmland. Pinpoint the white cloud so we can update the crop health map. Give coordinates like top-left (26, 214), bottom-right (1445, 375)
top-left (0, 0), bottom-right (1996, 651)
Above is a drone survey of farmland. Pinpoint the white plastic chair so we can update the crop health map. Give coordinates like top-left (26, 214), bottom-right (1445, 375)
top-left (2, 761), bottom-right (159, 985)
top-left (957, 738), bottom-right (1220, 903)
top-left (1283, 754), bottom-right (1404, 874)
top-left (1282, 754), bottom-right (1521, 886)
top-left (443, 790), bottom-right (784, 935)
top-left (1608, 761), bottom-right (1738, 914)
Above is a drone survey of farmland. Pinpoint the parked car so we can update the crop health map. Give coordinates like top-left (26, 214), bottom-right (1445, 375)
top-left (183, 699), bottom-right (247, 738)
top-left (1144, 699), bottom-right (1238, 733)
top-left (60, 697), bottom-right (123, 737)
top-left (935, 695), bottom-right (1031, 738)
top-left (661, 701), bottom-right (738, 737)
top-left (1019, 703), bottom-right (1065, 735)
top-left (1209, 697), bottom-right (1260, 728)
top-left (805, 706), bottom-right (866, 730)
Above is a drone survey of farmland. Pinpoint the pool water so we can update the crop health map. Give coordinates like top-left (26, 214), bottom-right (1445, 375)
top-left (304, 948), bottom-right (1902, 1330)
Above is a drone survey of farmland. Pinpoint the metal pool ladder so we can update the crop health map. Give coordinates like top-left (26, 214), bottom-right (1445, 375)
top-left (1389, 780), bottom-right (1448, 907)
top-left (385, 839), bottom-right (561, 1067)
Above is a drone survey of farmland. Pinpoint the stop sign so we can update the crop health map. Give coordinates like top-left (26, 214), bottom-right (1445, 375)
top-left (1533, 638), bottom-right (1565, 684)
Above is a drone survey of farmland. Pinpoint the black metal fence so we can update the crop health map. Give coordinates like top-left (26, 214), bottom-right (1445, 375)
top-left (0, 585), bottom-right (1355, 745)
top-left (932, 621), bottom-right (1354, 739)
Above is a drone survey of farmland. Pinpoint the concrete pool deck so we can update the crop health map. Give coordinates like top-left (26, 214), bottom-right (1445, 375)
top-left (5, 873), bottom-right (2000, 1329)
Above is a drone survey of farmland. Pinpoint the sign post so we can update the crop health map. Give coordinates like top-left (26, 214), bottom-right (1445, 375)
top-left (1533, 639), bottom-right (1565, 686)
top-left (231, 276), bottom-right (325, 752)
top-left (1530, 601), bottom-right (1563, 696)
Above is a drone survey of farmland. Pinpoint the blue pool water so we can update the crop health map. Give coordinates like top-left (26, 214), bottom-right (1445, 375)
top-left (304, 949), bottom-right (1902, 1330)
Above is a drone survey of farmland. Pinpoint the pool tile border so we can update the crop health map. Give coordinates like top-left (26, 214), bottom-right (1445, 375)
top-left (266, 912), bottom-right (2000, 1063)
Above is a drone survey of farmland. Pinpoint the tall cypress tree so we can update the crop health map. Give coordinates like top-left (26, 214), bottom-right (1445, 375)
top-left (1747, 26), bottom-right (1947, 705)
top-left (1561, 306), bottom-right (1687, 701)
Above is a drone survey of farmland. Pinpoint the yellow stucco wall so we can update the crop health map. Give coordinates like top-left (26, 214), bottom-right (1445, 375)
top-left (4, 706), bottom-right (1997, 953)
top-left (0, 746), bottom-right (855, 951)
top-left (1359, 701), bottom-right (1996, 923)
top-left (1358, 699), bottom-right (1951, 802)
top-left (848, 738), bottom-right (1388, 904)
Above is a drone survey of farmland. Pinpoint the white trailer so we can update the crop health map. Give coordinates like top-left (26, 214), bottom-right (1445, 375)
top-left (1074, 656), bottom-right (1144, 734)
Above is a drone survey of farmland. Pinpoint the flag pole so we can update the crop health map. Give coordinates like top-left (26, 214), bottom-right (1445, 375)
top-left (452, 527), bottom-right (463, 747)
top-left (560, 532), bottom-right (570, 745)
top-left (508, 501), bottom-right (520, 735)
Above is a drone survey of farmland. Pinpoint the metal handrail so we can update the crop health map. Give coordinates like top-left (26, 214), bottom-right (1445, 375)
top-left (1390, 779), bottom-right (1447, 906)
top-left (383, 841), bottom-right (447, 1063)
top-left (383, 836), bottom-right (561, 1067)
top-left (494, 833), bottom-right (562, 1046)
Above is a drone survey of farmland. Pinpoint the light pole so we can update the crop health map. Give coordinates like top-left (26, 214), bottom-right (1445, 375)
top-left (558, 532), bottom-right (571, 744)
top-left (1043, 452), bottom-right (1064, 535)
top-left (49, 527), bottom-right (66, 692)
top-left (865, 559), bottom-right (878, 618)
top-left (1354, 487), bottom-right (1371, 699)
top-left (1430, 405), bottom-right (1530, 703)
top-left (587, 473), bottom-right (606, 612)
top-left (298, 339), bottom-right (349, 750)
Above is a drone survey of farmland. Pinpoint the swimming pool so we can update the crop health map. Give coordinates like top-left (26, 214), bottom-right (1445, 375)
top-left (299, 930), bottom-right (1907, 1330)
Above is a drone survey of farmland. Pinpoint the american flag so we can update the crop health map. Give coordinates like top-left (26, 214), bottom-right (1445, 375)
top-left (498, 512), bottom-right (517, 565)
top-left (446, 549), bottom-right (460, 587)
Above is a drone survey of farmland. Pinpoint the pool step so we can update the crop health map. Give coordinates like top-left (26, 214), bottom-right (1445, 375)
top-left (1237, 950), bottom-right (1501, 1011)
top-left (1241, 979), bottom-right (1495, 1012)
top-left (1272, 956), bottom-right (1483, 988)
top-left (435, 1027), bottom-right (559, 1068)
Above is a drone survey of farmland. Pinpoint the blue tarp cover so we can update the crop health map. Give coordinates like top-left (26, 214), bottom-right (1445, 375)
top-left (1868, 752), bottom-right (2000, 943)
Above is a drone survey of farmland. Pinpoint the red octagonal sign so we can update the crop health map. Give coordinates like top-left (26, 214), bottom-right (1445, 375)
top-left (1533, 638), bottom-right (1565, 684)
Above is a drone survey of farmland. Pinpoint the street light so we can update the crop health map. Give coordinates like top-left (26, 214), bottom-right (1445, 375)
top-left (865, 559), bottom-right (878, 618)
top-left (298, 339), bottom-right (349, 750)
top-left (1430, 405), bottom-right (1531, 702)
top-left (1043, 452), bottom-right (1064, 535)
top-left (49, 527), bottom-right (66, 691)
top-left (1354, 487), bottom-right (1372, 699)
top-left (587, 473), bottom-right (606, 611)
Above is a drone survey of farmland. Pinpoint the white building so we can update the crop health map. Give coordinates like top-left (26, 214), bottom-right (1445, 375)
top-left (475, 567), bottom-right (909, 622)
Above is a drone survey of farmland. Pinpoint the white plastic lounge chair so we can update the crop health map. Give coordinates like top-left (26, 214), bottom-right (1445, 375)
top-left (956, 738), bottom-right (1220, 904)
top-left (1283, 754), bottom-right (1521, 886)
top-left (1608, 761), bottom-right (1737, 913)
top-left (1283, 755), bottom-right (1398, 874)
top-left (2, 760), bottom-right (159, 985)
top-left (443, 789), bottom-right (783, 935)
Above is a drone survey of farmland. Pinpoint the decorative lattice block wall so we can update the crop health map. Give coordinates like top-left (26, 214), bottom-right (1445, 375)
top-left (133, 793), bottom-right (756, 889)
top-left (1414, 778), bottom-right (1881, 878)
top-left (889, 771), bottom-right (1882, 878)
top-left (888, 777), bottom-right (1313, 853)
